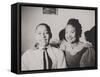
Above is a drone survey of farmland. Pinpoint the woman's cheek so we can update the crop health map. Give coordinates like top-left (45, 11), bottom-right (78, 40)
top-left (65, 34), bottom-right (68, 40)
top-left (72, 33), bottom-right (76, 39)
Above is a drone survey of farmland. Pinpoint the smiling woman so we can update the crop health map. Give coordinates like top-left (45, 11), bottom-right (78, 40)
top-left (60, 18), bottom-right (95, 68)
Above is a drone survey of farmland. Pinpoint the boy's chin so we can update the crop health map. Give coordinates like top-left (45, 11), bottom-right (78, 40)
top-left (67, 40), bottom-right (75, 44)
top-left (40, 43), bottom-right (49, 47)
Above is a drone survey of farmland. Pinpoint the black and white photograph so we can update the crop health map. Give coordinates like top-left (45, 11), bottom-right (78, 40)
top-left (11, 3), bottom-right (97, 74)
top-left (21, 5), bottom-right (97, 71)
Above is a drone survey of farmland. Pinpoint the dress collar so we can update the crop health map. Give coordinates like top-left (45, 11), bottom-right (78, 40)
top-left (62, 40), bottom-right (86, 55)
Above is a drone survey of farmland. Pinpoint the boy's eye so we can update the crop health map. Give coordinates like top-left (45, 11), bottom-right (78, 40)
top-left (38, 33), bottom-right (41, 35)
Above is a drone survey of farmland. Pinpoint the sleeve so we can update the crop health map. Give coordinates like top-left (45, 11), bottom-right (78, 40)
top-left (56, 49), bottom-right (67, 69)
top-left (80, 47), bottom-right (95, 67)
top-left (21, 51), bottom-right (29, 70)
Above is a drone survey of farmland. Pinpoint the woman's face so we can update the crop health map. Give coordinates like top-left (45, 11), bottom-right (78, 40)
top-left (65, 25), bottom-right (76, 43)
top-left (35, 25), bottom-right (50, 48)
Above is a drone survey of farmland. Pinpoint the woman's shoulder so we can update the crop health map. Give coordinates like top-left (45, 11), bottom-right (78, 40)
top-left (80, 42), bottom-right (95, 67)
top-left (77, 41), bottom-right (94, 49)
top-left (78, 42), bottom-right (94, 54)
top-left (84, 42), bottom-right (94, 48)
top-left (80, 42), bottom-right (95, 58)
top-left (60, 40), bottom-right (67, 50)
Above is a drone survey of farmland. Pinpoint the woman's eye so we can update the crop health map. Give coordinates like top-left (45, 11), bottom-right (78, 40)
top-left (45, 32), bottom-right (49, 34)
top-left (66, 32), bottom-right (68, 34)
top-left (71, 32), bottom-right (74, 33)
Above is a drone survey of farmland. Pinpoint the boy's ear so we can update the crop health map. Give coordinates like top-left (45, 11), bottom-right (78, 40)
top-left (49, 32), bottom-right (52, 39)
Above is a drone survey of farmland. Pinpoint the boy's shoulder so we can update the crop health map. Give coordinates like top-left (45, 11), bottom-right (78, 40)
top-left (49, 45), bottom-right (64, 55)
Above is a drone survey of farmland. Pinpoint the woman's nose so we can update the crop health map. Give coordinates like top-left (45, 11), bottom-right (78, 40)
top-left (67, 34), bottom-right (72, 37)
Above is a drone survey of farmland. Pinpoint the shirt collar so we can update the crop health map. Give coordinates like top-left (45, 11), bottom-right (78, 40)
top-left (38, 45), bottom-right (51, 50)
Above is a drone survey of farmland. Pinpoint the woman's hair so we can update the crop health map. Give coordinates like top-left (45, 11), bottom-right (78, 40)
top-left (66, 18), bottom-right (82, 42)
top-left (59, 29), bottom-right (65, 41)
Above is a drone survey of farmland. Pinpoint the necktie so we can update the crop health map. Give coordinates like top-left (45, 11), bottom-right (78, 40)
top-left (43, 48), bottom-right (52, 69)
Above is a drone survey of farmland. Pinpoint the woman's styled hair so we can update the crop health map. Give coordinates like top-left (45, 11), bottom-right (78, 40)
top-left (59, 29), bottom-right (65, 41)
top-left (59, 18), bottom-right (82, 42)
top-left (66, 18), bottom-right (82, 41)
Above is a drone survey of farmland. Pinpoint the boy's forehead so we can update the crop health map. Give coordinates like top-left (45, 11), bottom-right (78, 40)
top-left (36, 25), bottom-right (47, 32)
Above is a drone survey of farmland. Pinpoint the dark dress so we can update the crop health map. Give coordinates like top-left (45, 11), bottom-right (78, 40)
top-left (60, 40), bottom-right (95, 68)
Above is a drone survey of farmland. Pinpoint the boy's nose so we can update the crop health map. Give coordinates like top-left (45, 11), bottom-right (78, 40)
top-left (42, 34), bottom-right (46, 38)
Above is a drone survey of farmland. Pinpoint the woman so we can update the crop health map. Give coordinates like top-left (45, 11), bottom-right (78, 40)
top-left (60, 18), bottom-right (95, 68)
top-left (22, 23), bottom-right (66, 70)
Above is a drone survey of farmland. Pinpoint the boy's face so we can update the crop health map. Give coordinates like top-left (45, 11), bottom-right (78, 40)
top-left (65, 25), bottom-right (76, 43)
top-left (35, 25), bottom-right (50, 48)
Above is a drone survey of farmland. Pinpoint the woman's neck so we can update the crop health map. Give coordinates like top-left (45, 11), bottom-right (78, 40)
top-left (68, 41), bottom-right (79, 49)
top-left (66, 41), bottom-right (85, 55)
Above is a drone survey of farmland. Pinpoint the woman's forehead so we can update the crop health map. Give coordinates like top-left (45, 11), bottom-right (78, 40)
top-left (65, 25), bottom-right (75, 30)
